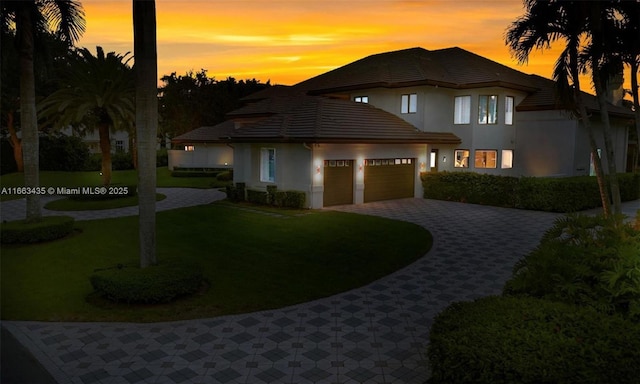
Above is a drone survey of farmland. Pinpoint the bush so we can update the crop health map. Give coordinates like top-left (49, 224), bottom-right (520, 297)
top-left (504, 214), bottom-right (640, 320)
top-left (428, 296), bottom-right (640, 384)
top-left (89, 260), bottom-right (204, 304)
top-left (216, 170), bottom-right (233, 181)
top-left (0, 140), bottom-right (18, 175)
top-left (39, 134), bottom-right (91, 172)
top-left (156, 149), bottom-right (168, 167)
top-left (422, 172), bottom-right (640, 212)
top-left (246, 189), bottom-right (268, 205)
top-left (273, 190), bottom-right (306, 209)
top-left (111, 151), bottom-right (134, 170)
top-left (1, 216), bottom-right (75, 244)
top-left (171, 170), bottom-right (219, 177)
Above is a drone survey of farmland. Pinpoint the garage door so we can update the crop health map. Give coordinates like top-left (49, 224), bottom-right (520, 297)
top-left (364, 158), bottom-right (415, 203)
top-left (323, 160), bottom-right (353, 206)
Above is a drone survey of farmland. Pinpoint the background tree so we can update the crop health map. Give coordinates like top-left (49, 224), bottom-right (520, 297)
top-left (39, 46), bottom-right (135, 186)
top-left (1, 0), bottom-right (85, 222)
top-left (133, 0), bottom-right (158, 269)
top-left (158, 70), bottom-right (270, 142)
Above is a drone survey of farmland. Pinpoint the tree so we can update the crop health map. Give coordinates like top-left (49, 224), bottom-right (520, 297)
top-left (158, 71), bottom-right (270, 142)
top-left (133, 0), bottom-right (158, 268)
top-left (506, 0), bottom-right (613, 217)
top-left (39, 46), bottom-right (135, 186)
top-left (1, 0), bottom-right (85, 222)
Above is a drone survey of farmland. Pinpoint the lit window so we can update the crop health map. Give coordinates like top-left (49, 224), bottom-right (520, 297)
top-left (260, 148), bottom-right (276, 182)
top-left (501, 150), bottom-right (513, 169)
top-left (505, 96), bottom-right (514, 125)
top-left (354, 96), bottom-right (368, 103)
top-left (478, 95), bottom-right (498, 124)
top-left (454, 150), bottom-right (470, 168)
top-left (475, 150), bottom-right (497, 168)
top-left (184, 145), bottom-right (195, 151)
top-left (401, 93), bottom-right (417, 114)
top-left (454, 96), bottom-right (471, 124)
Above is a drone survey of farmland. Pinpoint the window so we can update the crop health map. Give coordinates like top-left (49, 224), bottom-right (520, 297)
top-left (589, 148), bottom-right (602, 176)
top-left (474, 150), bottom-right (497, 168)
top-left (501, 150), bottom-right (513, 169)
top-left (260, 148), bottom-right (276, 182)
top-left (401, 93), bottom-right (417, 114)
top-left (115, 140), bottom-right (124, 152)
top-left (454, 150), bottom-right (470, 168)
top-left (478, 95), bottom-right (498, 124)
top-left (354, 96), bottom-right (368, 103)
top-left (454, 96), bottom-right (471, 124)
top-left (505, 96), bottom-right (514, 125)
top-left (184, 145), bottom-right (195, 151)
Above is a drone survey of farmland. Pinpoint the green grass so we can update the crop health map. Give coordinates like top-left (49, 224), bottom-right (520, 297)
top-left (44, 194), bottom-right (167, 211)
top-left (0, 167), bottom-right (227, 201)
top-left (1, 202), bottom-right (432, 322)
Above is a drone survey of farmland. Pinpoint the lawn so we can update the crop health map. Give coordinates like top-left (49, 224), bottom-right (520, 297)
top-left (44, 193), bottom-right (167, 211)
top-left (0, 167), bottom-right (226, 201)
top-left (1, 202), bottom-right (432, 322)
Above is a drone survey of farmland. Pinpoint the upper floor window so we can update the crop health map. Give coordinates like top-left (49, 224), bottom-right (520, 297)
top-left (505, 96), bottom-right (514, 125)
top-left (354, 96), bottom-right (368, 103)
top-left (260, 148), bottom-right (276, 182)
top-left (401, 93), bottom-right (417, 114)
top-left (115, 140), bottom-right (125, 152)
top-left (454, 96), bottom-right (471, 124)
top-left (478, 95), bottom-right (498, 124)
top-left (184, 145), bottom-right (195, 151)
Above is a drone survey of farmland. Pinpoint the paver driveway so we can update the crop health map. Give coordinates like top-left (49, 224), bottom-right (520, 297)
top-left (2, 198), bottom-right (562, 383)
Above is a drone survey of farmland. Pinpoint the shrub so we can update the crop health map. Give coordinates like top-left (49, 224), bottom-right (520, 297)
top-left (171, 170), bottom-right (219, 177)
top-left (111, 151), bottom-right (134, 170)
top-left (89, 260), bottom-right (204, 304)
top-left (422, 172), bottom-right (640, 212)
top-left (1, 216), bottom-right (75, 244)
top-left (246, 189), bottom-right (268, 205)
top-left (0, 139), bottom-right (18, 175)
top-left (156, 149), bottom-right (168, 167)
top-left (504, 214), bottom-right (640, 319)
top-left (428, 296), bottom-right (640, 384)
top-left (273, 190), bottom-right (306, 209)
top-left (39, 134), bottom-right (91, 172)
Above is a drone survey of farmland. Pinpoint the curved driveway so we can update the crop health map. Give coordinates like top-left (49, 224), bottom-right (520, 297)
top-left (3, 197), bottom-right (566, 383)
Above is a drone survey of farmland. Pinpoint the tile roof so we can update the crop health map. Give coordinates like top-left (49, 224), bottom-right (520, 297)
top-left (229, 96), bottom-right (461, 144)
top-left (171, 120), bottom-right (235, 143)
top-left (296, 47), bottom-right (539, 93)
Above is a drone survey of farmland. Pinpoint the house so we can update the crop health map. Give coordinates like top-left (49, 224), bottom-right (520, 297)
top-left (172, 47), bottom-right (634, 208)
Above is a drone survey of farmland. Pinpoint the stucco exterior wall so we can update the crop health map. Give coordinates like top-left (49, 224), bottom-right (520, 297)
top-left (168, 144), bottom-right (233, 170)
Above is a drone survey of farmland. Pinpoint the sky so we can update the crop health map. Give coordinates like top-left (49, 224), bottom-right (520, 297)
top-left (76, 0), bottom-right (604, 89)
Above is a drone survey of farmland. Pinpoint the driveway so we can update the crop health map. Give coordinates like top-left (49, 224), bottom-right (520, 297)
top-left (1, 198), bottom-right (568, 383)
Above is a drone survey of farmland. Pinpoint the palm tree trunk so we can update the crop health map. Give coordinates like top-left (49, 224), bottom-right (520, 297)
top-left (98, 122), bottom-right (112, 186)
top-left (134, 0), bottom-right (158, 268)
top-left (17, 2), bottom-right (42, 223)
top-left (592, 69), bottom-right (622, 214)
top-left (569, 45), bottom-right (611, 217)
top-left (7, 111), bottom-right (24, 172)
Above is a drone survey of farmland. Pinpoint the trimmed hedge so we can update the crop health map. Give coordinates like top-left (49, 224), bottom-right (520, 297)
top-left (244, 186), bottom-right (306, 208)
top-left (428, 296), bottom-right (640, 384)
top-left (89, 261), bottom-right (204, 304)
top-left (1, 215), bottom-right (75, 244)
top-left (422, 172), bottom-right (640, 212)
top-left (246, 189), bottom-right (269, 205)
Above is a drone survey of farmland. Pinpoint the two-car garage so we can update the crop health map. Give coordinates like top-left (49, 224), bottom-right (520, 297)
top-left (322, 158), bottom-right (416, 207)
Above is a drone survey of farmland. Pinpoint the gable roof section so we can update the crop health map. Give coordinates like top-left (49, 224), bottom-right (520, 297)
top-left (229, 96), bottom-right (460, 144)
top-left (296, 47), bottom-right (539, 94)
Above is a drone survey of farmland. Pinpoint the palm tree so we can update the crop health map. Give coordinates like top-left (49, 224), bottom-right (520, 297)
top-left (133, 0), bottom-right (158, 268)
top-left (1, 0), bottom-right (85, 222)
top-left (506, 0), bottom-right (612, 217)
top-left (40, 46), bottom-right (135, 186)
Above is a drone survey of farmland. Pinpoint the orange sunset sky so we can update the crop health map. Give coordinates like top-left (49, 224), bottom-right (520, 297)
top-left (77, 0), bottom-right (621, 90)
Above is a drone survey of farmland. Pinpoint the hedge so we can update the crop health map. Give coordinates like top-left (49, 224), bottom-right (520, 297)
top-left (421, 172), bottom-right (640, 212)
top-left (428, 296), bottom-right (640, 384)
top-left (90, 261), bottom-right (204, 304)
top-left (244, 186), bottom-right (306, 208)
top-left (0, 215), bottom-right (75, 244)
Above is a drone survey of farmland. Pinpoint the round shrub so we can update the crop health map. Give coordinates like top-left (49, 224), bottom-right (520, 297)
top-left (89, 261), bottom-right (204, 304)
top-left (427, 296), bottom-right (640, 384)
top-left (0, 215), bottom-right (75, 244)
